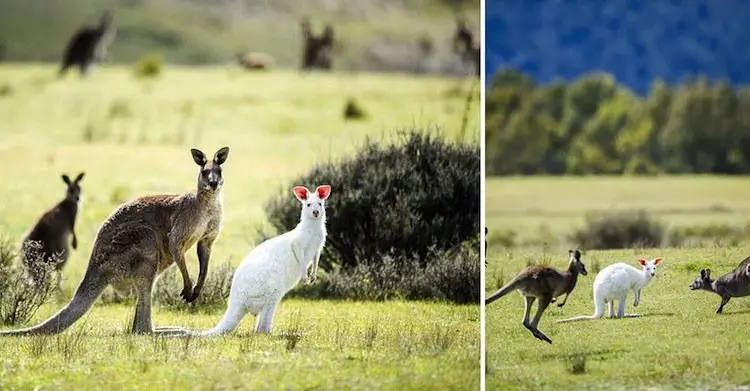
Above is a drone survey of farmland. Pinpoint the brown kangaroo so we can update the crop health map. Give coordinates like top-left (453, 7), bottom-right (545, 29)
top-left (0, 147), bottom-right (230, 336)
top-left (485, 250), bottom-right (588, 344)
top-left (689, 256), bottom-right (750, 314)
top-left (59, 11), bottom-right (116, 78)
top-left (22, 172), bottom-right (84, 287)
top-left (300, 18), bottom-right (334, 70)
top-left (452, 18), bottom-right (480, 77)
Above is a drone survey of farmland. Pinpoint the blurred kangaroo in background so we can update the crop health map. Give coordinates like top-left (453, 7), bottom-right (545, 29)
top-left (0, 147), bottom-right (230, 336)
top-left (59, 11), bottom-right (116, 78)
top-left (453, 18), bottom-right (480, 77)
top-left (301, 18), bottom-right (335, 70)
top-left (22, 173), bottom-right (85, 289)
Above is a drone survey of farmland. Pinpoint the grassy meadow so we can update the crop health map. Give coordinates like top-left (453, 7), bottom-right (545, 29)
top-left (485, 176), bottom-right (750, 390)
top-left (486, 176), bottom-right (750, 246)
top-left (0, 64), bottom-right (480, 390)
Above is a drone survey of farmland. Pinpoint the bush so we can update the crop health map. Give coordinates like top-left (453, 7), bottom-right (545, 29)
top-left (343, 98), bottom-right (366, 120)
top-left (570, 210), bottom-right (667, 250)
top-left (134, 53), bottom-right (164, 79)
top-left (265, 129), bottom-right (480, 303)
top-left (151, 261), bottom-right (234, 312)
top-left (323, 238), bottom-right (480, 304)
top-left (0, 238), bottom-right (60, 326)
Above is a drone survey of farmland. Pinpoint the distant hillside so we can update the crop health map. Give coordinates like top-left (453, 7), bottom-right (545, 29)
top-left (485, 0), bottom-right (750, 94)
top-left (0, 0), bottom-right (478, 74)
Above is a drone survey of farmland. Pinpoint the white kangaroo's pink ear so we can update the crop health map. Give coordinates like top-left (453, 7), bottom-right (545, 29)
top-left (316, 185), bottom-right (331, 200)
top-left (293, 186), bottom-right (310, 201)
top-left (653, 257), bottom-right (662, 265)
top-left (638, 258), bottom-right (647, 266)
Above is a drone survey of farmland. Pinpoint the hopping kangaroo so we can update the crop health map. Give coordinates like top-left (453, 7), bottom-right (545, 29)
top-left (689, 256), bottom-right (750, 314)
top-left (0, 147), bottom-right (230, 336)
top-left (194, 185), bottom-right (330, 336)
top-left (22, 172), bottom-right (85, 286)
top-left (485, 250), bottom-right (588, 344)
top-left (557, 257), bottom-right (662, 323)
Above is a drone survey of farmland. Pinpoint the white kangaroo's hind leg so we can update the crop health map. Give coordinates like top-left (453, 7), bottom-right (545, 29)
top-left (255, 298), bottom-right (281, 334)
top-left (616, 297), bottom-right (627, 318)
top-left (607, 301), bottom-right (615, 318)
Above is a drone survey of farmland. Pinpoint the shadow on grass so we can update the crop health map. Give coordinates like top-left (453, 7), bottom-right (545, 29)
top-left (540, 348), bottom-right (628, 362)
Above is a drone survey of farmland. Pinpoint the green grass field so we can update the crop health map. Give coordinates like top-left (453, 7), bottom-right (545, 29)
top-left (485, 176), bottom-right (750, 390)
top-left (486, 176), bottom-right (750, 246)
top-left (0, 64), bottom-right (480, 390)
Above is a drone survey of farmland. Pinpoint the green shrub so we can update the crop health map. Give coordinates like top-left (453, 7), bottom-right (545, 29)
top-left (134, 53), bottom-right (164, 79)
top-left (570, 210), bottom-right (668, 250)
top-left (321, 239), bottom-right (480, 304)
top-left (0, 238), bottom-right (60, 325)
top-left (265, 129), bottom-right (480, 303)
top-left (151, 261), bottom-right (234, 312)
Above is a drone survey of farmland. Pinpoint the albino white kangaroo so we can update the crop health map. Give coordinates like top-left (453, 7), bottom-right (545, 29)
top-left (557, 257), bottom-right (662, 323)
top-left (195, 184), bottom-right (330, 336)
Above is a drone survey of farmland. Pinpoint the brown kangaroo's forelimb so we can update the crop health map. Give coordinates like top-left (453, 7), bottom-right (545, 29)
top-left (192, 237), bottom-right (214, 301)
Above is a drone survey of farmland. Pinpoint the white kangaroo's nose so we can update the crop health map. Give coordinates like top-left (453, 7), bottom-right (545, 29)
top-left (312, 210), bottom-right (320, 218)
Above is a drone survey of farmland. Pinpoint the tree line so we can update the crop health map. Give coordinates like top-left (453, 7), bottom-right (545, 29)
top-left (486, 69), bottom-right (750, 175)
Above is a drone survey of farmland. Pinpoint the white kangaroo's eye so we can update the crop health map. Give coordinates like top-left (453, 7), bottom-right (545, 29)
top-left (318, 202), bottom-right (321, 206)
top-left (306, 203), bottom-right (311, 207)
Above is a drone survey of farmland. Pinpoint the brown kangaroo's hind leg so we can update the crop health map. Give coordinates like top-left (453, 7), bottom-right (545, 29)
top-left (529, 296), bottom-right (553, 344)
top-left (521, 296), bottom-right (536, 332)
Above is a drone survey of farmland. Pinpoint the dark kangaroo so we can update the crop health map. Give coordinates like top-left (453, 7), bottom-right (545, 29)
top-left (22, 172), bottom-right (85, 287)
top-left (689, 256), bottom-right (750, 314)
top-left (59, 11), bottom-right (115, 78)
top-left (485, 250), bottom-right (588, 344)
top-left (300, 18), bottom-right (334, 71)
top-left (452, 18), bottom-right (480, 77)
top-left (0, 147), bottom-right (230, 336)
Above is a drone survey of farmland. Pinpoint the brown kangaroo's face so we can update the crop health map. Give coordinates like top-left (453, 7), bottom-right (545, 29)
top-left (690, 268), bottom-right (713, 290)
top-left (569, 249), bottom-right (588, 276)
top-left (61, 172), bottom-right (85, 202)
top-left (191, 147), bottom-right (230, 192)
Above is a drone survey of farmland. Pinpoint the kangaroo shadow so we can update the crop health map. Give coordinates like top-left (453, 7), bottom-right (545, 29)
top-left (540, 348), bottom-right (628, 362)
top-left (630, 312), bottom-right (676, 318)
top-left (718, 308), bottom-right (750, 315)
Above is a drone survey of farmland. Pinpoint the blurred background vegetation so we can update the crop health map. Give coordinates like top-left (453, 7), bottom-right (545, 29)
top-left (486, 69), bottom-right (750, 176)
top-left (0, 0), bottom-right (478, 75)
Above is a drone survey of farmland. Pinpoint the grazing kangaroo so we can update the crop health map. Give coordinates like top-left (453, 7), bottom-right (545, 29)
top-left (193, 185), bottom-right (330, 337)
top-left (59, 11), bottom-right (116, 78)
top-left (452, 18), bottom-right (480, 77)
top-left (485, 250), bottom-right (588, 344)
top-left (557, 257), bottom-right (662, 323)
top-left (0, 147), bottom-right (230, 336)
top-left (300, 18), bottom-right (334, 70)
top-left (236, 52), bottom-right (275, 71)
top-left (22, 173), bottom-right (85, 287)
top-left (689, 256), bottom-right (750, 314)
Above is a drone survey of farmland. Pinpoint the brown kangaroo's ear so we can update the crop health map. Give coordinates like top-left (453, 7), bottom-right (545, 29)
top-left (213, 147), bottom-right (230, 165)
top-left (74, 172), bottom-right (85, 183)
top-left (62, 174), bottom-right (71, 185)
top-left (191, 148), bottom-right (207, 166)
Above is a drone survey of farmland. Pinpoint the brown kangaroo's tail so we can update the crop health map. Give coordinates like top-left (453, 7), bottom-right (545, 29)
top-left (485, 275), bottom-right (523, 305)
top-left (0, 270), bottom-right (108, 336)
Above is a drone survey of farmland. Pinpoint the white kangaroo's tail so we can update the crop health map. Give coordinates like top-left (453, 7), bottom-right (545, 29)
top-left (556, 292), bottom-right (605, 323)
top-left (192, 304), bottom-right (246, 338)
